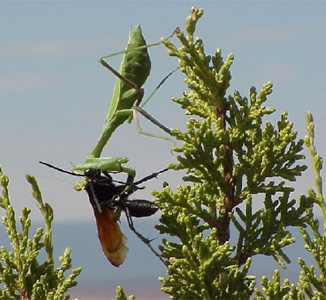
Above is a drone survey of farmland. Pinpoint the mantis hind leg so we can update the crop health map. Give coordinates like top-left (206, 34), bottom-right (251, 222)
top-left (131, 68), bottom-right (180, 144)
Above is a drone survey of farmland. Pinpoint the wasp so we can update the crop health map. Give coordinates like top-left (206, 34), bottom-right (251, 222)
top-left (40, 161), bottom-right (167, 267)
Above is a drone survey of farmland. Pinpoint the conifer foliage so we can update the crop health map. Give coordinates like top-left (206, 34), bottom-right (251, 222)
top-left (151, 7), bottom-right (326, 299)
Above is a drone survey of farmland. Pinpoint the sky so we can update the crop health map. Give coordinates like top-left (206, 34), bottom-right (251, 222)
top-left (1, 1), bottom-right (326, 299)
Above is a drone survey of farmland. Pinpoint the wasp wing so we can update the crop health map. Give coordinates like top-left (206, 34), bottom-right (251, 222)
top-left (93, 207), bottom-right (128, 267)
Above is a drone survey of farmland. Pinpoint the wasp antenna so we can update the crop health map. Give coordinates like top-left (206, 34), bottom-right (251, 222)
top-left (39, 161), bottom-right (82, 177)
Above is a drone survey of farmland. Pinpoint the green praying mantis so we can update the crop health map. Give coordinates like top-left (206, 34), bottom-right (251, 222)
top-left (72, 25), bottom-right (175, 190)
top-left (40, 26), bottom-right (176, 266)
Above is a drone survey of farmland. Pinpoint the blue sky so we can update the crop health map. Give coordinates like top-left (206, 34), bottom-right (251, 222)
top-left (1, 2), bottom-right (326, 299)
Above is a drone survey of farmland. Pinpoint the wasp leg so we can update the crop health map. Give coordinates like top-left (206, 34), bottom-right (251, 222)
top-left (133, 168), bottom-right (169, 186)
top-left (123, 206), bottom-right (167, 266)
top-left (89, 181), bottom-right (102, 213)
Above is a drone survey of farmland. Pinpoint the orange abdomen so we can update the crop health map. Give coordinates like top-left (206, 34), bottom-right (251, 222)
top-left (94, 207), bottom-right (128, 267)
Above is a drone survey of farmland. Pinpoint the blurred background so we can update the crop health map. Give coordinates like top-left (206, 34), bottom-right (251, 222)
top-left (1, 2), bottom-right (326, 299)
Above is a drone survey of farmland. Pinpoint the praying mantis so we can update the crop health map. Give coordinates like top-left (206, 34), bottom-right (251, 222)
top-left (41, 26), bottom-right (176, 266)
top-left (72, 25), bottom-right (175, 190)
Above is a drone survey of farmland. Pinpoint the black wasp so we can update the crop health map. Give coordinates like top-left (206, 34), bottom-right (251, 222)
top-left (40, 161), bottom-right (167, 267)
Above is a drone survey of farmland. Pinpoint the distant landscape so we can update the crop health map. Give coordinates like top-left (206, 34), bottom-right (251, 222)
top-left (0, 219), bottom-right (316, 299)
